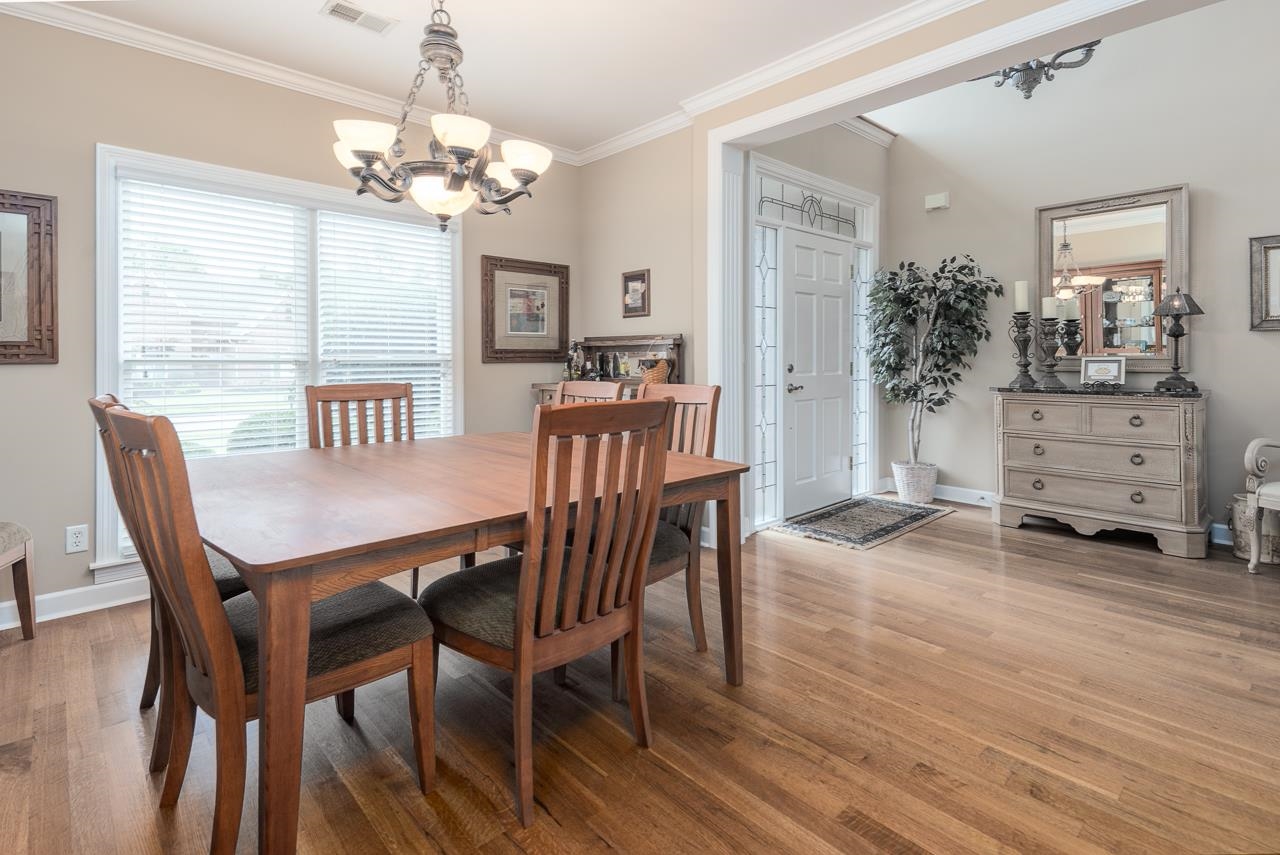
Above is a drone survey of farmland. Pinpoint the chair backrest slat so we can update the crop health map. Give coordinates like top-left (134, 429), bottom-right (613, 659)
top-left (518, 399), bottom-right (672, 648)
top-left (637, 384), bottom-right (721, 535)
top-left (101, 405), bottom-right (242, 688)
top-left (552, 380), bottom-right (625, 405)
top-left (305, 383), bottom-right (414, 448)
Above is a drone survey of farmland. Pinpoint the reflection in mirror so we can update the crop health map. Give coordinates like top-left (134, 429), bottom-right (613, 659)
top-left (0, 210), bottom-right (30, 343)
top-left (1050, 204), bottom-right (1167, 357)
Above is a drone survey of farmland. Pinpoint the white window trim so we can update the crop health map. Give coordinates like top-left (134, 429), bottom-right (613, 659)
top-left (93, 144), bottom-right (465, 577)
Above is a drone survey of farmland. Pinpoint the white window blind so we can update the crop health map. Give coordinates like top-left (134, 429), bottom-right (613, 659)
top-left (317, 211), bottom-right (455, 435)
top-left (102, 166), bottom-right (458, 566)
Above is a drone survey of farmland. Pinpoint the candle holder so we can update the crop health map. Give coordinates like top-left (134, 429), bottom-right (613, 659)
top-left (1060, 318), bottom-right (1083, 356)
top-left (1006, 312), bottom-right (1037, 389)
top-left (1036, 317), bottom-right (1068, 389)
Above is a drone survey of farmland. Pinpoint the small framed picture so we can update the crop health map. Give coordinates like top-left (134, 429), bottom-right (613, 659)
top-left (622, 268), bottom-right (650, 319)
top-left (1080, 355), bottom-right (1126, 385)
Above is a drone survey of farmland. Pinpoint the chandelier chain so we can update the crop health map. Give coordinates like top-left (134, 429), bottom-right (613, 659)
top-left (430, 0), bottom-right (450, 26)
top-left (396, 58), bottom-right (432, 135)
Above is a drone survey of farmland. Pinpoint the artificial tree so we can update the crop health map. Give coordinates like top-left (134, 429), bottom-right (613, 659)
top-left (869, 255), bottom-right (1002, 499)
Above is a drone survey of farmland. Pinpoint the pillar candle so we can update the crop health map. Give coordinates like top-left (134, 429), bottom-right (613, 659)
top-left (1041, 296), bottom-right (1060, 318)
top-left (1013, 281), bottom-right (1029, 313)
top-left (1060, 298), bottom-right (1081, 320)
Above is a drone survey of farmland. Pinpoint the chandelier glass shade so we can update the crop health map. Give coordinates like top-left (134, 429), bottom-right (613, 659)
top-left (1052, 221), bottom-right (1107, 300)
top-left (332, 0), bottom-right (550, 230)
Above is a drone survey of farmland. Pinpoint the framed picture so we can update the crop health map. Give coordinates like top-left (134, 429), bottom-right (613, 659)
top-left (1250, 234), bottom-right (1280, 331)
top-left (0, 189), bottom-right (58, 363)
top-left (621, 268), bottom-right (650, 319)
top-left (1080, 355), bottom-right (1126, 385)
top-left (481, 255), bottom-right (569, 363)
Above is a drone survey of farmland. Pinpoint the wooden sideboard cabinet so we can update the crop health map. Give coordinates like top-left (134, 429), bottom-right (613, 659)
top-left (992, 389), bottom-right (1210, 558)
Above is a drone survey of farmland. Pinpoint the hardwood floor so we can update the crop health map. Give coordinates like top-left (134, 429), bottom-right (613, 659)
top-left (2, 503), bottom-right (1279, 854)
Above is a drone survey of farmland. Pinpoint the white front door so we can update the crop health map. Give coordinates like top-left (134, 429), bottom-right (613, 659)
top-left (782, 228), bottom-right (853, 516)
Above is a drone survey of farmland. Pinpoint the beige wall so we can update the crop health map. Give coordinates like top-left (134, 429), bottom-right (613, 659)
top-left (578, 128), bottom-right (695, 366)
top-left (871, 0), bottom-right (1280, 520)
top-left (0, 15), bottom-right (579, 601)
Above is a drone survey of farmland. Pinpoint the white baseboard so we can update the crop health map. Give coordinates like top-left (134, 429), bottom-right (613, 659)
top-left (0, 575), bottom-right (151, 632)
top-left (875, 477), bottom-right (993, 507)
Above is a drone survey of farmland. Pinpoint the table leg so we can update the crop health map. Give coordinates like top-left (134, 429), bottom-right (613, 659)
top-left (254, 567), bottom-right (312, 855)
top-left (714, 477), bottom-right (743, 686)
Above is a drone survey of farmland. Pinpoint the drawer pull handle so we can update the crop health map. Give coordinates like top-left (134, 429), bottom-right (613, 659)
top-left (1130, 491), bottom-right (1145, 504)
top-left (1031, 409), bottom-right (1044, 421)
top-left (1032, 478), bottom-right (1045, 491)
top-left (1033, 443), bottom-right (1045, 456)
top-left (1129, 414), bottom-right (1144, 427)
top-left (1130, 453), bottom-right (1144, 466)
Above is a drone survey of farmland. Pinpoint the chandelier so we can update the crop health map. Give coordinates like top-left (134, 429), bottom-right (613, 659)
top-left (972, 40), bottom-right (1101, 99)
top-left (332, 0), bottom-right (552, 230)
top-left (1052, 220), bottom-right (1106, 300)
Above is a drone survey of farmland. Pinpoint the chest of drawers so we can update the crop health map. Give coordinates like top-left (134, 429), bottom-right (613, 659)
top-left (992, 390), bottom-right (1209, 558)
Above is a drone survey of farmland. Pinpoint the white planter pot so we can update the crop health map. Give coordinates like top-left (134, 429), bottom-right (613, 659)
top-left (892, 461), bottom-right (938, 505)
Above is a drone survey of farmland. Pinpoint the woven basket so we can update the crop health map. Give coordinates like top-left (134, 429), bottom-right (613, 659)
top-left (891, 461), bottom-right (938, 505)
top-left (641, 360), bottom-right (670, 385)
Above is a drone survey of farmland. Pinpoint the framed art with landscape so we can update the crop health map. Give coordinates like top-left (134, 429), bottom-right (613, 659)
top-left (481, 255), bottom-right (569, 363)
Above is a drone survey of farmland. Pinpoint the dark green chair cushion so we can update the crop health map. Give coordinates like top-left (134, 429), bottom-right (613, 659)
top-left (420, 550), bottom-right (590, 650)
top-left (205, 546), bottom-right (249, 600)
top-left (223, 581), bottom-right (432, 695)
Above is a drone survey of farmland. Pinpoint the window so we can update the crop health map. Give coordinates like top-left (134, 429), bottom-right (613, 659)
top-left (96, 147), bottom-right (461, 571)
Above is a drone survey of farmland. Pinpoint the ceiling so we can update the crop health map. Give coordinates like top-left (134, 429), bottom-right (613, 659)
top-left (48, 0), bottom-right (930, 153)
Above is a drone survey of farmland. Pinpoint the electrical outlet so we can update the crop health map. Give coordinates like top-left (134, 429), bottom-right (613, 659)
top-left (66, 524), bottom-right (89, 554)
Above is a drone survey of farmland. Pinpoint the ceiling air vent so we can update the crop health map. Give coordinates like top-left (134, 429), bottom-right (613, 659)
top-left (320, 0), bottom-right (397, 35)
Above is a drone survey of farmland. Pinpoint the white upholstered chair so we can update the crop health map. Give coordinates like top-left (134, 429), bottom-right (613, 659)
top-left (1244, 438), bottom-right (1280, 573)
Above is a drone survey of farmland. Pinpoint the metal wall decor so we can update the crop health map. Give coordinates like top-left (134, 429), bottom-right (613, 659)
top-left (758, 190), bottom-right (856, 237)
top-left (332, 0), bottom-right (553, 230)
top-left (972, 40), bottom-right (1101, 99)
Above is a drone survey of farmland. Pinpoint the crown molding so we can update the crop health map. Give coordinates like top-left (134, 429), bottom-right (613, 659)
top-left (678, 0), bottom-right (987, 117)
top-left (574, 111), bottom-right (692, 166)
top-left (0, 1), bottom-right (581, 166)
top-left (835, 117), bottom-right (896, 148)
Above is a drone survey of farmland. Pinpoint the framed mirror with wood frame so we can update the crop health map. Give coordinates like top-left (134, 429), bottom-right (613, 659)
top-left (0, 190), bottom-right (58, 364)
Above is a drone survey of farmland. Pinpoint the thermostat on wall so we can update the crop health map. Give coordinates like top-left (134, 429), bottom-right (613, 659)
top-left (925, 192), bottom-right (950, 212)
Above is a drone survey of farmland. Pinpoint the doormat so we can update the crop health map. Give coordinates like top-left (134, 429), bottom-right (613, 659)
top-left (773, 496), bottom-right (952, 550)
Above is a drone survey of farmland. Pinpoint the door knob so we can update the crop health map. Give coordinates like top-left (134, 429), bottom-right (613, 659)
top-left (786, 383), bottom-right (805, 393)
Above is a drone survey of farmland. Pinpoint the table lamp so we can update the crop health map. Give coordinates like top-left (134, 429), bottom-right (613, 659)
top-left (1153, 288), bottom-right (1203, 392)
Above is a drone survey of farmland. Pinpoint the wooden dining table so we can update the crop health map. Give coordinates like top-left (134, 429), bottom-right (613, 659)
top-left (185, 431), bottom-right (749, 855)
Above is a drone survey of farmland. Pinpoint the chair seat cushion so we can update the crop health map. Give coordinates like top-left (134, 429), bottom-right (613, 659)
top-left (420, 550), bottom-right (583, 650)
top-left (649, 521), bottom-right (692, 567)
top-left (205, 546), bottom-right (250, 600)
top-left (1258, 482), bottom-right (1280, 505)
top-left (0, 522), bottom-right (32, 556)
top-left (223, 581), bottom-right (432, 695)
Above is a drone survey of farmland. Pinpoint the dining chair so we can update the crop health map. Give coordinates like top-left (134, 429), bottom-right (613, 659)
top-left (419, 398), bottom-right (673, 826)
top-left (0, 522), bottom-right (35, 641)
top-left (551, 380), bottom-right (625, 404)
top-left (89, 395), bottom-right (250, 773)
top-left (304, 382), bottom-right (456, 596)
top-left (105, 405), bottom-right (436, 854)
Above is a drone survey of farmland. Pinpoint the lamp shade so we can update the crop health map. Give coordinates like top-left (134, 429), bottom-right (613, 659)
top-left (409, 177), bottom-right (476, 217)
top-left (500, 140), bottom-right (553, 176)
top-left (332, 142), bottom-right (363, 170)
top-left (333, 120), bottom-right (397, 154)
top-left (430, 114), bottom-right (492, 153)
top-left (1154, 288), bottom-right (1204, 316)
top-left (483, 162), bottom-right (516, 189)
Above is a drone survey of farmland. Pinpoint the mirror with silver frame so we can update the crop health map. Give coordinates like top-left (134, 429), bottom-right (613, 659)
top-left (1037, 184), bottom-right (1188, 375)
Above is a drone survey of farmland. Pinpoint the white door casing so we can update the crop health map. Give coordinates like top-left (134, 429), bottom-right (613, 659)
top-left (782, 227), bottom-right (853, 516)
